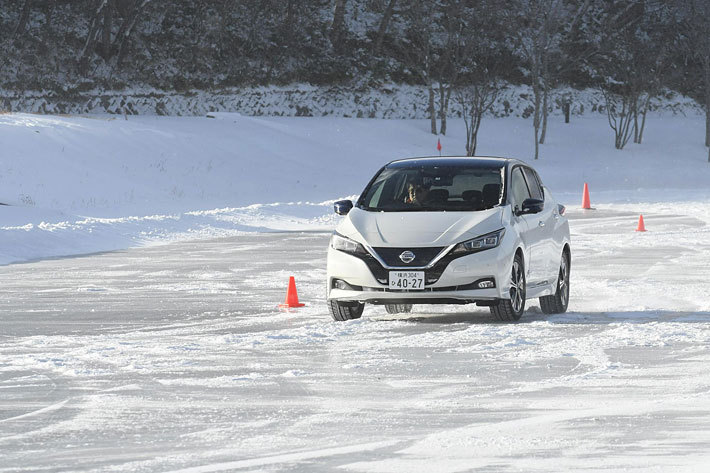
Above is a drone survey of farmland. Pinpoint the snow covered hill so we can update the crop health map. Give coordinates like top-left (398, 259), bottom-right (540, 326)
top-left (1, 112), bottom-right (709, 265)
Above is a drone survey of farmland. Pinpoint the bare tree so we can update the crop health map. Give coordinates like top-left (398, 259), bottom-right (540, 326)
top-left (458, 81), bottom-right (501, 156)
top-left (679, 0), bottom-right (710, 158)
top-left (602, 88), bottom-right (636, 150)
top-left (594, 1), bottom-right (672, 149)
top-left (374, 0), bottom-right (397, 55)
top-left (503, 0), bottom-right (565, 159)
top-left (504, 0), bottom-right (593, 158)
top-left (115, 0), bottom-right (152, 66)
top-left (79, 0), bottom-right (152, 71)
top-left (330, 0), bottom-right (347, 50)
top-left (42, 0), bottom-right (56, 40)
top-left (400, 0), bottom-right (442, 135)
top-left (434, 0), bottom-right (468, 136)
top-left (454, 0), bottom-right (507, 155)
top-left (102, 0), bottom-right (114, 59)
top-left (78, 0), bottom-right (108, 72)
top-left (13, 0), bottom-right (33, 39)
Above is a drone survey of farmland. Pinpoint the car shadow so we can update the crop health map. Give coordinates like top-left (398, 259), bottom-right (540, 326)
top-left (373, 307), bottom-right (710, 325)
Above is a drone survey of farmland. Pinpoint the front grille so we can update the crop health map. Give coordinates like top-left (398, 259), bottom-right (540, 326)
top-left (371, 247), bottom-right (446, 267)
top-left (349, 247), bottom-right (467, 286)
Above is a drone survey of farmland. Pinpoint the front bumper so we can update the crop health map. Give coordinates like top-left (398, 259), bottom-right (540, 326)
top-left (326, 242), bottom-right (515, 304)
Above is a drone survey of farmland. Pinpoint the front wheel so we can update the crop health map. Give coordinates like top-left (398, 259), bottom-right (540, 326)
top-left (384, 304), bottom-right (413, 314)
top-left (490, 253), bottom-right (526, 322)
top-left (540, 252), bottom-right (570, 314)
top-left (328, 300), bottom-right (364, 321)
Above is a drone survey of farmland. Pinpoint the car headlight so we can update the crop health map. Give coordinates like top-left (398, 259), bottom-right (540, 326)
top-left (330, 233), bottom-right (367, 255)
top-left (451, 229), bottom-right (505, 255)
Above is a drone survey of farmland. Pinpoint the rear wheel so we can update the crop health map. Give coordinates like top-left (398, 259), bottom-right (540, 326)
top-left (490, 253), bottom-right (526, 322)
top-left (328, 300), bottom-right (364, 321)
top-left (540, 252), bottom-right (570, 314)
top-left (384, 304), bottom-right (413, 314)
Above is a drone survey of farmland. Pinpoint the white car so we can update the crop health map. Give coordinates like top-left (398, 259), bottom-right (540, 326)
top-left (326, 157), bottom-right (571, 322)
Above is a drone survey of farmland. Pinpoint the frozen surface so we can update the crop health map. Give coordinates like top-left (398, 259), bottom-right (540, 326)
top-left (2, 112), bottom-right (710, 470)
top-left (1, 204), bottom-right (710, 472)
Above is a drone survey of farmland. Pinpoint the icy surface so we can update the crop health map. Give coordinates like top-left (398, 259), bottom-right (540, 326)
top-left (1, 204), bottom-right (710, 472)
top-left (2, 111), bottom-right (710, 470)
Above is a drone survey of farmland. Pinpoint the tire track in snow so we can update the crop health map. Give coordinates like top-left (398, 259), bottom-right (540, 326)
top-left (161, 440), bottom-right (401, 473)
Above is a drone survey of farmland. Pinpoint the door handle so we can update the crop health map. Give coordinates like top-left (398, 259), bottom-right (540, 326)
top-left (538, 221), bottom-right (545, 227)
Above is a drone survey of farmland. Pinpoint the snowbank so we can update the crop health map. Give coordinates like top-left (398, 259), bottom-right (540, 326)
top-left (1, 84), bottom-right (703, 118)
top-left (1, 112), bottom-right (709, 265)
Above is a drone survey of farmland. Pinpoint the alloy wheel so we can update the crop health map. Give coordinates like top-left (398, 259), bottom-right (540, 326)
top-left (559, 257), bottom-right (569, 307)
top-left (510, 260), bottom-right (525, 313)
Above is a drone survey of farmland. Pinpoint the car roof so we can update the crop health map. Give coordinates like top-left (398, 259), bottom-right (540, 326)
top-left (386, 156), bottom-right (523, 169)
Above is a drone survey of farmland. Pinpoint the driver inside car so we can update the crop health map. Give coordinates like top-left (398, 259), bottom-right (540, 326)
top-left (404, 182), bottom-right (430, 205)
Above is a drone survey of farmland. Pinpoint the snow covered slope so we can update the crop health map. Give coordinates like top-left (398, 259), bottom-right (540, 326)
top-left (1, 112), bottom-right (709, 265)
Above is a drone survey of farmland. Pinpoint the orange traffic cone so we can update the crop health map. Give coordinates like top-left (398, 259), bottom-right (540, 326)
top-left (279, 276), bottom-right (305, 308)
top-left (636, 215), bottom-right (647, 232)
top-left (582, 183), bottom-right (592, 210)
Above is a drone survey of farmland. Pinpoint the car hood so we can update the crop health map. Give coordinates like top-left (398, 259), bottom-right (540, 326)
top-left (339, 207), bottom-right (504, 247)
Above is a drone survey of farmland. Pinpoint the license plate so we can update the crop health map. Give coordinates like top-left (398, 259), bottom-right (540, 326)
top-left (388, 271), bottom-right (425, 290)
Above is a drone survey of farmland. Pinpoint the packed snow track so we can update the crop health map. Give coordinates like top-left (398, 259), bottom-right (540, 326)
top-left (1, 204), bottom-right (710, 472)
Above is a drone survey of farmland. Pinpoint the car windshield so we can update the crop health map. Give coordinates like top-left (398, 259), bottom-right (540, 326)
top-left (358, 164), bottom-right (504, 212)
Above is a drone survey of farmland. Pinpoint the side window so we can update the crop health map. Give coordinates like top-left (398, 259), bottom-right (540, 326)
top-left (510, 167), bottom-right (531, 210)
top-left (522, 167), bottom-right (543, 200)
top-left (533, 170), bottom-right (545, 199)
top-left (369, 180), bottom-right (385, 207)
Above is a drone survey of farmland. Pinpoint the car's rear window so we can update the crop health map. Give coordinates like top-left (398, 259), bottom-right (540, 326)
top-left (358, 165), bottom-right (504, 212)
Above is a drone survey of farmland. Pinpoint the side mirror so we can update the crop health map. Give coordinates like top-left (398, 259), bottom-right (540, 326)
top-left (519, 198), bottom-right (544, 215)
top-left (334, 199), bottom-right (353, 215)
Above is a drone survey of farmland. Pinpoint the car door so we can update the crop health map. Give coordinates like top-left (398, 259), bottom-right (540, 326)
top-left (522, 167), bottom-right (557, 283)
top-left (508, 166), bottom-right (543, 284)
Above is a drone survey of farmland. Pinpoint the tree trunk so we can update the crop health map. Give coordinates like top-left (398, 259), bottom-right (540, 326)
top-left (102, 0), bottom-right (114, 59)
top-left (374, 0), bottom-right (396, 55)
top-left (533, 85), bottom-right (541, 159)
top-left (471, 106), bottom-right (483, 156)
top-left (563, 102), bottom-right (570, 123)
top-left (461, 95), bottom-right (472, 156)
top-left (615, 96), bottom-right (634, 150)
top-left (116, 0), bottom-right (151, 67)
top-left (631, 100), bottom-right (641, 143)
top-left (79, 1), bottom-right (106, 73)
top-left (428, 84), bottom-right (437, 135)
top-left (704, 61), bottom-right (710, 147)
top-left (539, 84), bottom-right (549, 144)
top-left (43, 0), bottom-right (56, 39)
top-left (638, 94), bottom-right (651, 144)
top-left (13, 0), bottom-right (32, 38)
top-left (444, 87), bottom-right (451, 135)
top-left (438, 83), bottom-right (450, 136)
top-left (330, 0), bottom-right (347, 48)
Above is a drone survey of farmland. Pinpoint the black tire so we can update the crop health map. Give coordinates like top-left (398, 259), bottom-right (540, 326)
top-left (328, 300), bottom-right (364, 321)
top-left (490, 253), bottom-right (526, 322)
top-left (540, 251), bottom-right (570, 314)
top-left (384, 304), bottom-right (413, 314)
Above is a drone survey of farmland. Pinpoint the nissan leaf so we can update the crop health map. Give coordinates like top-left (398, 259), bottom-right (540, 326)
top-left (326, 157), bottom-right (571, 322)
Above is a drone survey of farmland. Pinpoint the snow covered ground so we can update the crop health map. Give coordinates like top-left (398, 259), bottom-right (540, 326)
top-left (1, 111), bottom-right (710, 471)
top-left (1, 206), bottom-right (709, 472)
top-left (1, 111), bottom-right (709, 265)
